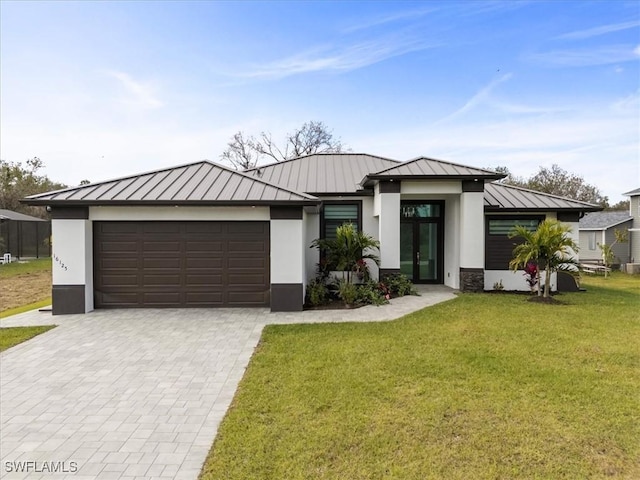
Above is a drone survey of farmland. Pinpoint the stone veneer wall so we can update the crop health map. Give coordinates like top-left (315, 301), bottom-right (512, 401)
top-left (460, 268), bottom-right (484, 292)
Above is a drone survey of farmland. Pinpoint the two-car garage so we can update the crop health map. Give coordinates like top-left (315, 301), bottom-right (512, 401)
top-left (93, 221), bottom-right (270, 308)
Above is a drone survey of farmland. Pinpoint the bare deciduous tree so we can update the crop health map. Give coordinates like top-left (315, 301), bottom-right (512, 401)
top-left (220, 121), bottom-right (346, 170)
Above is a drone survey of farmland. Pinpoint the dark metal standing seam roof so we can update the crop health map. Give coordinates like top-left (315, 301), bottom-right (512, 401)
top-left (0, 209), bottom-right (47, 221)
top-left (246, 153), bottom-right (401, 194)
top-left (484, 183), bottom-right (601, 212)
top-left (362, 156), bottom-right (506, 185)
top-left (22, 161), bottom-right (320, 206)
top-left (578, 211), bottom-right (633, 230)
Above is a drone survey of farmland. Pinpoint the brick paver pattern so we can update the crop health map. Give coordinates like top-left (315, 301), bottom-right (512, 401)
top-left (0, 286), bottom-right (455, 479)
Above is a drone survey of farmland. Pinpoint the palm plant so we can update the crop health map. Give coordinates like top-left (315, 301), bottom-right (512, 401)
top-left (509, 219), bottom-right (579, 298)
top-left (311, 223), bottom-right (380, 284)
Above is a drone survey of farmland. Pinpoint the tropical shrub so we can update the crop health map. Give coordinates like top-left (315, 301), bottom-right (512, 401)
top-left (380, 273), bottom-right (418, 297)
top-left (311, 223), bottom-right (380, 284)
top-left (337, 279), bottom-right (358, 306)
top-left (306, 279), bottom-right (329, 306)
top-left (509, 219), bottom-right (579, 298)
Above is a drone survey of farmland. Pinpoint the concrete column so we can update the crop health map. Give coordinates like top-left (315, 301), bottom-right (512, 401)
top-left (459, 188), bottom-right (485, 291)
top-left (51, 219), bottom-right (93, 314)
top-left (270, 207), bottom-right (305, 311)
top-left (378, 182), bottom-right (401, 275)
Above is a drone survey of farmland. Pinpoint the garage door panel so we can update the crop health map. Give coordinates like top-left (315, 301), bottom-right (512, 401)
top-left (143, 274), bottom-right (181, 286)
top-left (186, 241), bottom-right (224, 253)
top-left (97, 292), bottom-right (140, 306)
top-left (185, 274), bottom-right (224, 286)
top-left (228, 241), bottom-right (267, 253)
top-left (94, 221), bottom-right (270, 308)
top-left (143, 258), bottom-right (180, 269)
top-left (100, 258), bottom-right (139, 269)
top-left (142, 223), bottom-right (182, 234)
top-left (185, 257), bottom-right (223, 268)
top-left (101, 241), bottom-right (139, 252)
top-left (101, 275), bottom-right (139, 286)
top-left (227, 222), bottom-right (267, 234)
top-left (228, 257), bottom-right (266, 268)
top-left (143, 292), bottom-right (182, 305)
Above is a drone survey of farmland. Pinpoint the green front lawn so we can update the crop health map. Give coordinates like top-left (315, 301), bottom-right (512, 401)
top-left (0, 325), bottom-right (56, 352)
top-left (201, 273), bottom-right (640, 479)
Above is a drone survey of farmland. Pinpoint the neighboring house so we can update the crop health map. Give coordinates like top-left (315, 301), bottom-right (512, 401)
top-left (0, 209), bottom-right (51, 259)
top-left (23, 154), bottom-right (600, 315)
top-left (623, 187), bottom-right (640, 263)
top-left (578, 211), bottom-right (633, 265)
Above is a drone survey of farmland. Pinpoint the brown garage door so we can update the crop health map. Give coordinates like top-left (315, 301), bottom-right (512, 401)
top-left (94, 221), bottom-right (270, 308)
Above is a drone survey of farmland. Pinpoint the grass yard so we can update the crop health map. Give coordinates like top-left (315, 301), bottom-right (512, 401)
top-left (0, 325), bottom-right (56, 352)
top-left (0, 258), bottom-right (52, 316)
top-left (201, 273), bottom-right (640, 479)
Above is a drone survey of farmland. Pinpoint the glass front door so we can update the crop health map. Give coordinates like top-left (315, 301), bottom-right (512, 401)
top-left (400, 202), bottom-right (444, 283)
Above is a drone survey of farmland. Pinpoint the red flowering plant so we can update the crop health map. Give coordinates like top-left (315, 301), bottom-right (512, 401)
top-left (523, 262), bottom-right (539, 294)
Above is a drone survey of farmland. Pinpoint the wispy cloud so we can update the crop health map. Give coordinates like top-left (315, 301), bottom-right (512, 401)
top-left (526, 44), bottom-right (640, 67)
top-left (557, 20), bottom-right (640, 40)
top-left (106, 71), bottom-right (164, 109)
top-left (239, 37), bottom-right (438, 79)
top-left (437, 73), bottom-right (513, 123)
top-left (342, 6), bottom-right (436, 33)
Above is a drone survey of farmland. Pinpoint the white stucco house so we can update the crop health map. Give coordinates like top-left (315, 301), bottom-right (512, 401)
top-left (23, 154), bottom-right (600, 314)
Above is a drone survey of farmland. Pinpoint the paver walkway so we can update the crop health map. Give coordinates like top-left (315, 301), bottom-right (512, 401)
top-left (0, 286), bottom-right (456, 479)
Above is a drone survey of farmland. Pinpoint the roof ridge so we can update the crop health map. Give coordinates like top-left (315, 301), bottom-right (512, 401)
top-left (372, 156), bottom-right (504, 176)
top-left (244, 152), bottom-right (401, 173)
top-left (489, 182), bottom-right (601, 208)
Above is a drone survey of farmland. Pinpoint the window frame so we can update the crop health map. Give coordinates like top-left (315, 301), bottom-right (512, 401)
top-left (320, 201), bottom-right (363, 240)
top-left (485, 215), bottom-right (545, 270)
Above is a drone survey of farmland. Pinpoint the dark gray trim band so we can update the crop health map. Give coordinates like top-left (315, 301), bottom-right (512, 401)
top-left (271, 283), bottom-right (303, 311)
top-left (270, 206), bottom-right (303, 219)
top-left (379, 268), bottom-right (401, 277)
top-left (557, 212), bottom-right (581, 222)
top-left (462, 180), bottom-right (484, 192)
top-left (52, 285), bottom-right (85, 315)
top-left (459, 267), bottom-right (484, 273)
top-left (379, 181), bottom-right (401, 193)
top-left (50, 206), bottom-right (89, 219)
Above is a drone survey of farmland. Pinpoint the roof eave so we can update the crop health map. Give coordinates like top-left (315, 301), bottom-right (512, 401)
top-left (484, 206), bottom-right (603, 213)
top-left (362, 174), bottom-right (506, 187)
top-left (21, 199), bottom-right (321, 207)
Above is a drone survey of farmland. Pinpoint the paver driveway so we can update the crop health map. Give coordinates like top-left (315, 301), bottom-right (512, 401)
top-left (0, 286), bottom-right (455, 479)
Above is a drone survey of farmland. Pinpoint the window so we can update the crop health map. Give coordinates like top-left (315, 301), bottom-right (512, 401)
top-left (322, 203), bottom-right (360, 240)
top-left (485, 216), bottom-right (544, 270)
top-left (401, 203), bottom-right (441, 218)
top-left (488, 218), bottom-right (540, 235)
top-left (588, 232), bottom-right (596, 250)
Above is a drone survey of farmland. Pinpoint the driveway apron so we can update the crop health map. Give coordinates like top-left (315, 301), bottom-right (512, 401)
top-left (0, 286), bottom-right (455, 479)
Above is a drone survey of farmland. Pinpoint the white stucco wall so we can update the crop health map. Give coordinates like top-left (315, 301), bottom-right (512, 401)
top-left (270, 219), bottom-right (304, 284)
top-left (444, 195), bottom-right (460, 289)
top-left (401, 181), bottom-right (462, 195)
top-left (378, 192), bottom-right (401, 271)
top-left (304, 211), bottom-right (320, 282)
top-left (89, 206), bottom-right (270, 221)
top-left (52, 219), bottom-right (93, 312)
top-left (361, 196), bottom-right (380, 279)
top-left (484, 270), bottom-right (557, 292)
top-left (459, 191), bottom-right (484, 269)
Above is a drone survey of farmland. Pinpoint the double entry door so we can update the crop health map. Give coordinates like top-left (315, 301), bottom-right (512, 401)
top-left (400, 201), bottom-right (444, 283)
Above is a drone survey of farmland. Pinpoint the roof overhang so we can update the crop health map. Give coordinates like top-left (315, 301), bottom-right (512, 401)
top-left (21, 199), bottom-right (321, 207)
top-left (361, 174), bottom-right (504, 188)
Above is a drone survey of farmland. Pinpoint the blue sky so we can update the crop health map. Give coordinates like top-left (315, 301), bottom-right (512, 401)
top-left (1, 0), bottom-right (638, 202)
